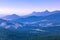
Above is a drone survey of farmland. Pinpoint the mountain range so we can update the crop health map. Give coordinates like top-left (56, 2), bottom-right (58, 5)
top-left (0, 10), bottom-right (60, 30)
top-left (0, 10), bottom-right (60, 40)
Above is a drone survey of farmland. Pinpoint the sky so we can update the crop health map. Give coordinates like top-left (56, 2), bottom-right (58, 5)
top-left (0, 0), bottom-right (60, 16)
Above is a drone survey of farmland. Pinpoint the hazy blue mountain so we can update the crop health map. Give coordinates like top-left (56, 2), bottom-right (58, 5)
top-left (1, 10), bottom-right (60, 28)
top-left (0, 12), bottom-right (60, 40)
top-left (43, 11), bottom-right (60, 23)
top-left (24, 10), bottom-right (53, 17)
top-left (0, 10), bottom-right (60, 36)
top-left (3, 14), bottom-right (21, 20)
top-left (14, 16), bottom-right (44, 23)
top-left (2, 10), bottom-right (60, 22)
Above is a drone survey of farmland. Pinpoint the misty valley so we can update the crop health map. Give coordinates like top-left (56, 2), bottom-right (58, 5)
top-left (0, 10), bottom-right (60, 40)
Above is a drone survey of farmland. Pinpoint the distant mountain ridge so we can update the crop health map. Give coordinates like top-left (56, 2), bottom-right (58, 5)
top-left (24, 10), bottom-right (54, 17)
top-left (3, 14), bottom-right (21, 20)
top-left (2, 10), bottom-right (60, 21)
top-left (0, 10), bottom-right (60, 33)
top-left (0, 9), bottom-right (60, 40)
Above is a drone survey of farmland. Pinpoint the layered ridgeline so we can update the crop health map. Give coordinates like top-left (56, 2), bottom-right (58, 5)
top-left (0, 10), bottom-right (60, 40)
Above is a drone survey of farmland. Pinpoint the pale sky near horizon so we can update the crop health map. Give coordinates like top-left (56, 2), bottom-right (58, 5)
top-left (0, 0), bottom-right (60, 16)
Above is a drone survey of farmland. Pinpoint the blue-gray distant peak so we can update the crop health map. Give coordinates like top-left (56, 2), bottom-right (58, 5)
top-left (3, 14), bottom-right (21, 20)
